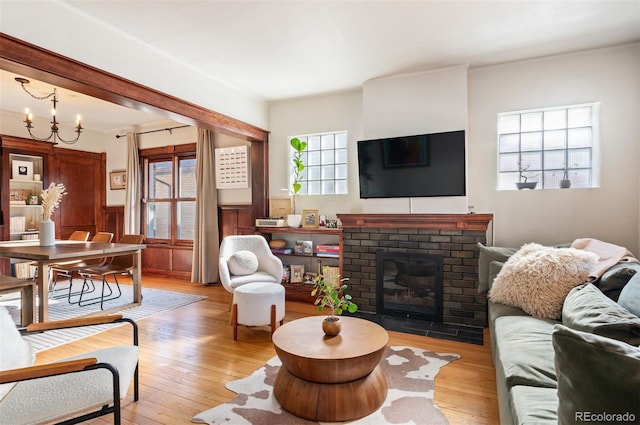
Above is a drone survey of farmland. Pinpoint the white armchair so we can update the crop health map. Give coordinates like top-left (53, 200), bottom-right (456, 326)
top-left (0, 306), bottom-right (139, 425)
top-left (218, 235), bottom-right (284, 295)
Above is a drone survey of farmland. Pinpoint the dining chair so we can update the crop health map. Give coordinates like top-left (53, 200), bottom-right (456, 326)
top-left (77, 234), bottom-right (145, 310)
top-left (49, 232), bottom-right (115, 301)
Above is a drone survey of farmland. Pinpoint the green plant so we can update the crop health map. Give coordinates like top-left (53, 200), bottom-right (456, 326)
top-left (311, 266), bottom-right (358, 319)
top-left (290, 137), bottom-right (307, 214)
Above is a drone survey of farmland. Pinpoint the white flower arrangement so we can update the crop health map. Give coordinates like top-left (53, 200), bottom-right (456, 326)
top-left (41, 182), bottom-right (67, 221)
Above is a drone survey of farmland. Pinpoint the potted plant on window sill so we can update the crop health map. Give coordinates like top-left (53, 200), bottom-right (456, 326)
top-left (554, 163), bottom-right (576, 189)
top-left (311, 266), bottom-right (358, 337)
top-left (516, 162), bottom-right (538, 190)
top-left (287, 137), bottom-right (306, 228)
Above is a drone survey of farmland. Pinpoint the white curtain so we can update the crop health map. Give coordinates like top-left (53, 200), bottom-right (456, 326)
top-left (191, 128), bottom-right (219, 284)
top-left (124, 132), bottom-right (141, 235)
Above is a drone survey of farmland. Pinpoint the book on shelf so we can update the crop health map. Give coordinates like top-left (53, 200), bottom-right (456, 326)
top-left (11, 261), bottom-right (37, 279)
top-left (271, 248), bottom-right (293, 255)
top-left (322, 266), bottom-right (340, 284)
top-left (294, 240), bottom-right (313, 256)
top-left (316, 244), bottom-right (340, 253)
top-left (316, 252), bottom-right (339, 258)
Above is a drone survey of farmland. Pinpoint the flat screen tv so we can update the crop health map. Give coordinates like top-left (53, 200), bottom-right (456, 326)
top-left (357, 130), bottom-right (466, 198)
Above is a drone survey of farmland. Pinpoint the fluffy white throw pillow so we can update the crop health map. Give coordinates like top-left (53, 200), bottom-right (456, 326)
top-left (489, 243), bottom-right (598, 320)
top-left (0, 305), bottom-right (35, 401)
top-left (227, 250), bottom-right (259, 276)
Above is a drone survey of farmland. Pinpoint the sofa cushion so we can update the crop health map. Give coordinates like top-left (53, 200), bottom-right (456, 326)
top-left (488, 301), bottom-right (529, 323)
top-left (227, 250), bottom-right (259, 276)
top-left (595, 262), bottom-right (640, 301)
top-left (553, 325), bottom-right (640, 425)
top-left (562, 283), bottom-right (640, 345)
top-left (509, 386), bottom-right (558, 425)
top-left (494, 316), bottom-right (558, 389)
top-left (477, 243), bottom-right (517, 293)
top-left (618, 272), bottom-right (640, 317)
top-left (489, 243), bottom-right (597, 320)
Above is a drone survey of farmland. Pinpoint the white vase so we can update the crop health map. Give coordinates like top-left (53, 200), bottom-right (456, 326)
top-left (287, 214), bottom-right (302, 228)
top-left (39, 219), bottom-right (55, 246)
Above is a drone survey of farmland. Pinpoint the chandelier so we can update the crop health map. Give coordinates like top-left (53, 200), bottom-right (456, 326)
top-left (15, 77), bottom-right (83, 144)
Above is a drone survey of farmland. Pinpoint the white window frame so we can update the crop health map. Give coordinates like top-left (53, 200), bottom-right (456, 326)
top-left (497, 103), bottom-right (599, 190)
top-left (289, 131), bottom-right (348, 196)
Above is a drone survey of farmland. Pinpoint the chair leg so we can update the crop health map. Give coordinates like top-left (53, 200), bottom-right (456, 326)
top-left (270, 304), bottom-right (277, 335)
top-left (232, 303), bottom-right (239, 341)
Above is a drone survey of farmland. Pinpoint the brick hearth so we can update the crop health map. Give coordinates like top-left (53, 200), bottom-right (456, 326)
top-left (337, 213), bottom-right (493, 327)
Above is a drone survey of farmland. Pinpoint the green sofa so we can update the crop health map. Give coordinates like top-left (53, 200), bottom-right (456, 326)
top-left (479, 244), bottom-right (640, 425)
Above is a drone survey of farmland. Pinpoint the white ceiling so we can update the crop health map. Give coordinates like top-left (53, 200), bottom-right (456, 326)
top-left (1, 0), bottom-right (639, 132)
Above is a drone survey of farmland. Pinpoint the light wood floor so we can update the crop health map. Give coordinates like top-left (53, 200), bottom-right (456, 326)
top-left (35, 276), bottom-right (499, 425)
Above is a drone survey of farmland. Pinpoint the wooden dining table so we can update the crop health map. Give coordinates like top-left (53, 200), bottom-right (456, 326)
top-left (0, 240), bottom-right (146, 323)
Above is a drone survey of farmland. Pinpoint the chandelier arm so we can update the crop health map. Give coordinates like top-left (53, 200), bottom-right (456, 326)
top-left (52, 131), bottom-right (81, 145)
top-left (26, 127), bottom-right (56, 143)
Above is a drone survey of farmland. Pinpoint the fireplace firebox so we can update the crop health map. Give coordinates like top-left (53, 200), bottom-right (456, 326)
top-left (376, 252), bottom-right (443, 322)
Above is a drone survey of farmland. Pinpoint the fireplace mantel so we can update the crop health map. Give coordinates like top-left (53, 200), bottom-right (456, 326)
top-left (338, 213), bottom-right (493, 231)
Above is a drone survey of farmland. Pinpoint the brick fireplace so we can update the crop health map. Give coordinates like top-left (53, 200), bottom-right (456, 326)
top-left (337, 213), bottom-right (493, 327)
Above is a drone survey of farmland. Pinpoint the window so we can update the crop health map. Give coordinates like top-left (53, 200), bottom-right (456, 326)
top-left (289, 131), bottom-right (348, 195)
top-left (143, 152), bottom-right (196, 244)
top-left (497, 103), bottom-right (598, 190)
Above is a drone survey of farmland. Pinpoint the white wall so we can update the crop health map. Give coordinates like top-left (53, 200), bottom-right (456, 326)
top-left (268, 45), bottom-right (639, 254)
top-left (268, 89), bottom-right (363, 218)
top-left (1, 1), bottom-right (268, 130)
top-left (468, 44), bottom-right (639, 253)
top-left (361, 65), bottom-right (469, 214)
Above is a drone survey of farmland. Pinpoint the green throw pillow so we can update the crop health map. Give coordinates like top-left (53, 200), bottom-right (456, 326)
top-left (562, 283), bottom-right (640, 345)
top-left (477, 243), bottom-right (516, 293)
top-left (595, 262), bottom-right (640, 301)
top-left (618, 272), bottom-right (640, 317)
top-left (553, 325), bottom-right (640, 425)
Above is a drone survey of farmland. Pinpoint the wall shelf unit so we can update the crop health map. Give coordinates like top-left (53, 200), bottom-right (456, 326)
top-left (8, 154), bottom-right (44, 241)
top-left (256, 226), bottom-right (343, 303)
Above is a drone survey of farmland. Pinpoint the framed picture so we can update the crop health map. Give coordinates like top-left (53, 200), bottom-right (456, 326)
top-left (295, 240), bottom-right (313, 256)
top-left (303, 272), bottom-right (318, 285)
top-left (109, 170), bottom-right (127, 190)
top-left (27, 194), bottom-right (40, 205)
top-left (12, 160), bottom-right (33, 181)
top-left (302, 209), bottom-right (319, 228)
top-left (290, 265), bottom-right (305, 283)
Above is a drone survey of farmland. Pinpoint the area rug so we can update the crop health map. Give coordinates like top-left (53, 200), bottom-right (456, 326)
top-left (192, 346), bottom-right (459, 425)
top-left (0, 280), bottom-right (206, 352)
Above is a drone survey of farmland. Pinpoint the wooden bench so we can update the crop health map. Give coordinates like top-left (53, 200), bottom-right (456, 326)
top-left (0, 276), bottom-right (35, 326)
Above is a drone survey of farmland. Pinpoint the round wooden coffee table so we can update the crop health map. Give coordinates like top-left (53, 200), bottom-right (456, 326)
top-left (272, 316), bottom-right (389, 422)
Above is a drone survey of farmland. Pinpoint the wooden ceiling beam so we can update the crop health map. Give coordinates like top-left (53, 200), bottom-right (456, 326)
top-left (0, 33), bottom-right (269, 143)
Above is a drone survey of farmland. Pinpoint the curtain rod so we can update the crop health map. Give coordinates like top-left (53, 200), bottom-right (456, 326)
top-left (115, 125), bottom-right (190, 139)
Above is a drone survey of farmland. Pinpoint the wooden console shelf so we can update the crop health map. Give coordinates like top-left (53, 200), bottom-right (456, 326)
top-left (256, 226), bottom-right (343, 304)
top-left (256, 226), bottom-right (342, 235)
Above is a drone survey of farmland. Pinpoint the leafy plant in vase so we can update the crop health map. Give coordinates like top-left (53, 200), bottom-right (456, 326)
top-left (39, 182), bottom-right (67, 246)
top-left (516, 162), bottom-right (538, 190)
top-left (287, 137), bottom-right (307, 228)
top-left (311, 266), bottom-right (358, 336)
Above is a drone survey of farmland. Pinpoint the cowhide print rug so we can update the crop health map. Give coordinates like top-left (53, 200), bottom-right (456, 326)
top-left (192, 346), bottom-right (459, 425)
